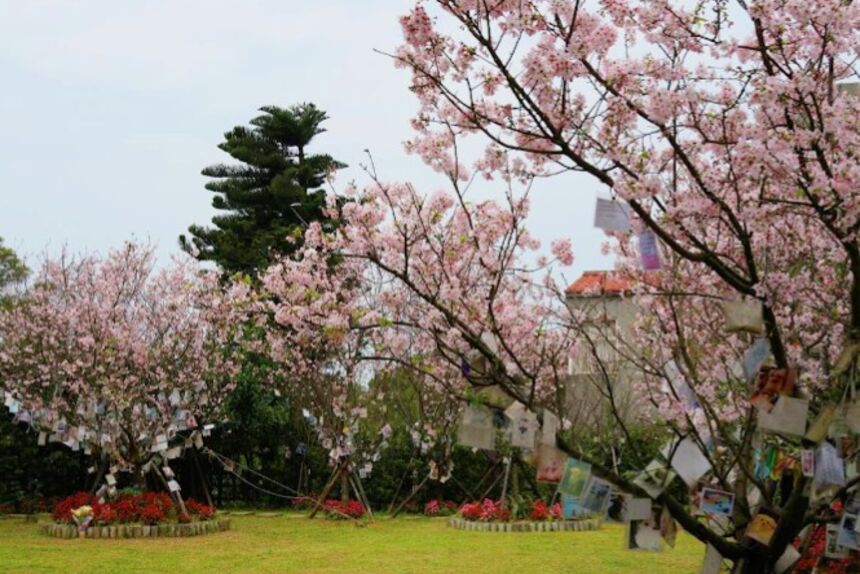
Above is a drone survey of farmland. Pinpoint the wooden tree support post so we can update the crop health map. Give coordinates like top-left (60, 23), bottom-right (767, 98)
top-left (309, 462), bottom-right (346, 519)
top-left (349, 472), bottom-right (373, 520)
top-left (499, 457), bottom-right (513, 509)
top-left (192, 448), bottom-right (214, 508)
top-left (391, 472), bottom-right (431, 518)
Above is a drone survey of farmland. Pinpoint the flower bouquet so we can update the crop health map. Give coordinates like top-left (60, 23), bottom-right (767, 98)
top-left (71, 505), bottom-right (94, 538)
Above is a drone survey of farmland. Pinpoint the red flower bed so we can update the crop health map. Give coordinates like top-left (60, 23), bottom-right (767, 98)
top-left (51, 492), bottom-right (216, 526)
top-left (322, 499), bottom-right (366, 520)
top-left (460, 499), bottom-right (563, 523)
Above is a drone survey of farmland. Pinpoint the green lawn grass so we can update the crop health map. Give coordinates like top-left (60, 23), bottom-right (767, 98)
top-left (0, 513), bottom-right (705, 573)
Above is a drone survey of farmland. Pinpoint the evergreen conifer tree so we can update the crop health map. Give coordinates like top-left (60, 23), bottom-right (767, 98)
top-left (180, 104), bottom-right (344, 275)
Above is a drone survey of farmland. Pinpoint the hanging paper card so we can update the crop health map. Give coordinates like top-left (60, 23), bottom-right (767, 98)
top-left (814, 441), bottom-right (845, 490)
top-left (535, 445), bottom-right (567, 482)
top-left (581, 477), bottom-right (612, 514)
top-left (699, 488), bottom-right (735, 516)
top-left (105, 474), bottom-right (117, 486)
top-left (801, 450), bottom-right (815, 477)
top-left (745, 507), bottom-right (779, 546)
top-left (167, 480), bottom-right (181, 493)
top-left (773, 545), bottom-right (800, 574)
top-left (750, 368), bottom-right (796, 412)
top-left (845, 400), bottom-right (860, 434)
top-left (806, 404), bottom-right (837, 444)
top-left (462, 404), bottom-right (493, 428)
top-left (540, 410), bottom-right (560, 446)
top-left (757, 396), bottom-right (808, 437)
top-left (699, 544), bottom-right (723, 574)
top-left (593, 196), bottom-right (631, 233)
top-left (826, 523), bottom-right (849, 558)
top-left (638, 230), bottom-right (661, 271)
top-left (838, 513), bottom-right (860, 550)
top-left (663, 437), bottom-right (711, 487)
top-left (37, 432), bottom-right (47, 446)
top-left (623, 498), bottom-right (653, 522)
top-left (659, 506), bottom-right (677, 548)
top-left (504, 402), bottom-right (539, 448)
top-left (166, 447), bottom-right (182, 460)
top-left (457, 423), bottom-right (495, 451)
top-left (194, 432), bottom-right (204, 449)
top-left (633, 459), bottom-right (677, 499)
top-left (559, 458), bottom-right (592, 497)
top-left (662, 360), bottom-right (699, 410)
top-left (721, 300), bottom-right (764, 334)
top-left (742, 338), bottom-right (771, 382)
top-left (162, 466), bottom-right (174, 479)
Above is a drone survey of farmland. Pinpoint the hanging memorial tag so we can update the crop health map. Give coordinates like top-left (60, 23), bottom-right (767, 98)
top-left (559, 457), bottom-right (592, 498)
top-left (594, 196), bottom-right (631, 233)
top-left (633, 459), bottom-right (677, 499)
top-left (721, 299), bottom-right (764, 334)
top-left (814, 442), bottom-right (845, 490)
top-left (638, 230), bottom-right (661, 271)
top-left (663, 437), bottom-right (711, 487)
top-left (742, 338), bottom-right (771, 382)
top-left (806, 404), bottom-right (837, 444)
top-left (757, 396), bottom-right (808, 437)
top-left (535, 445), bottom-right (567, 482)
top-left (750, 368), bottom-right (796, 413)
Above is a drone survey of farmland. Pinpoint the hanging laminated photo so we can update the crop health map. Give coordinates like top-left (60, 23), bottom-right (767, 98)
top-left (457, 423), bottom-right (495, 451)
top-left (838, 512), bottom-right (860, 551)
top-left (745, 507), bottom-right (779, 546)
top-left (757, 396), bottom-right (808, 437)
top-left (559, 457), bottom-right (592, 498)
top-left (773, 545), bottom-right (800, 574)
top-left (633, 459), bottom-right (677, 499)
top-left (627, 506), bottom-right (663, 552)
top-left (721, 299), bottom-right (764, 334)
top-left (700, 488), bottom-right (735, 517)
top-left (826, 523), bottom-right (849, 558)
top-left (581, 477), bottom-right (613, 515)
top-left (535, 444), bottom-right (567, 483)
top-left (750, 368), bottom-right (796, 413)
top-left (663, 437), bottom-right (712, 488)
top-left (562, 493), bottom-right (586, 518)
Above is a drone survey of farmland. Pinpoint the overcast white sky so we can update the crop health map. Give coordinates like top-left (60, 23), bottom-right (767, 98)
top-left (0, 0), bottom-right (612, 283)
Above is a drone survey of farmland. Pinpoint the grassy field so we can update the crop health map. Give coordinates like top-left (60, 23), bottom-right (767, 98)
top-left (0, 513), bottom-right (706, 573)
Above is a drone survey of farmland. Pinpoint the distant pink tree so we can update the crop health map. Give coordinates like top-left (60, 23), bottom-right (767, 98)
top-left (0, 243), bottom-right (244, 498)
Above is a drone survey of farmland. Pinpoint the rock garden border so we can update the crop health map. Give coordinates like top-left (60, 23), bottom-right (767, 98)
top-left (39, 517), bottom-right (230, 539)
top-left (447, 516), bottom-right (601, 532)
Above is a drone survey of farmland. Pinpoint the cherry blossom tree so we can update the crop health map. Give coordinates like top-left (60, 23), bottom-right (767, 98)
top-left (387, 1), bottom-right (860, 571)
top-left (0, 243), bottom-right (244, 505)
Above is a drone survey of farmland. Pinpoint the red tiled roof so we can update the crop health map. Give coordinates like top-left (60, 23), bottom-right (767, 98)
top-left (566, 271), bottom-right (638, 296)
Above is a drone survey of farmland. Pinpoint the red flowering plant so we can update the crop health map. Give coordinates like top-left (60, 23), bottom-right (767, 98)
top-left (186, 499), bottom-right (216, 520)
top-left (424, 499), bottom-right (458, 517)
top-left (322, 499), bottom-right (366, 520)
top-left (459, 499), bottom-right (513, 522)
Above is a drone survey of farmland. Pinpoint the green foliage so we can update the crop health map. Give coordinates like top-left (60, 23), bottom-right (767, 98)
top-left (180, 104), bottom-right (345, 276)
top-left (0, 237), bottom-right (27, 308)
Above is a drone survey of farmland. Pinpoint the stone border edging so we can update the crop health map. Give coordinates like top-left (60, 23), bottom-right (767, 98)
top-left (39, 517), bottom-right (231, 539)
top-left (447, 516), bottom-right (601, 532)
